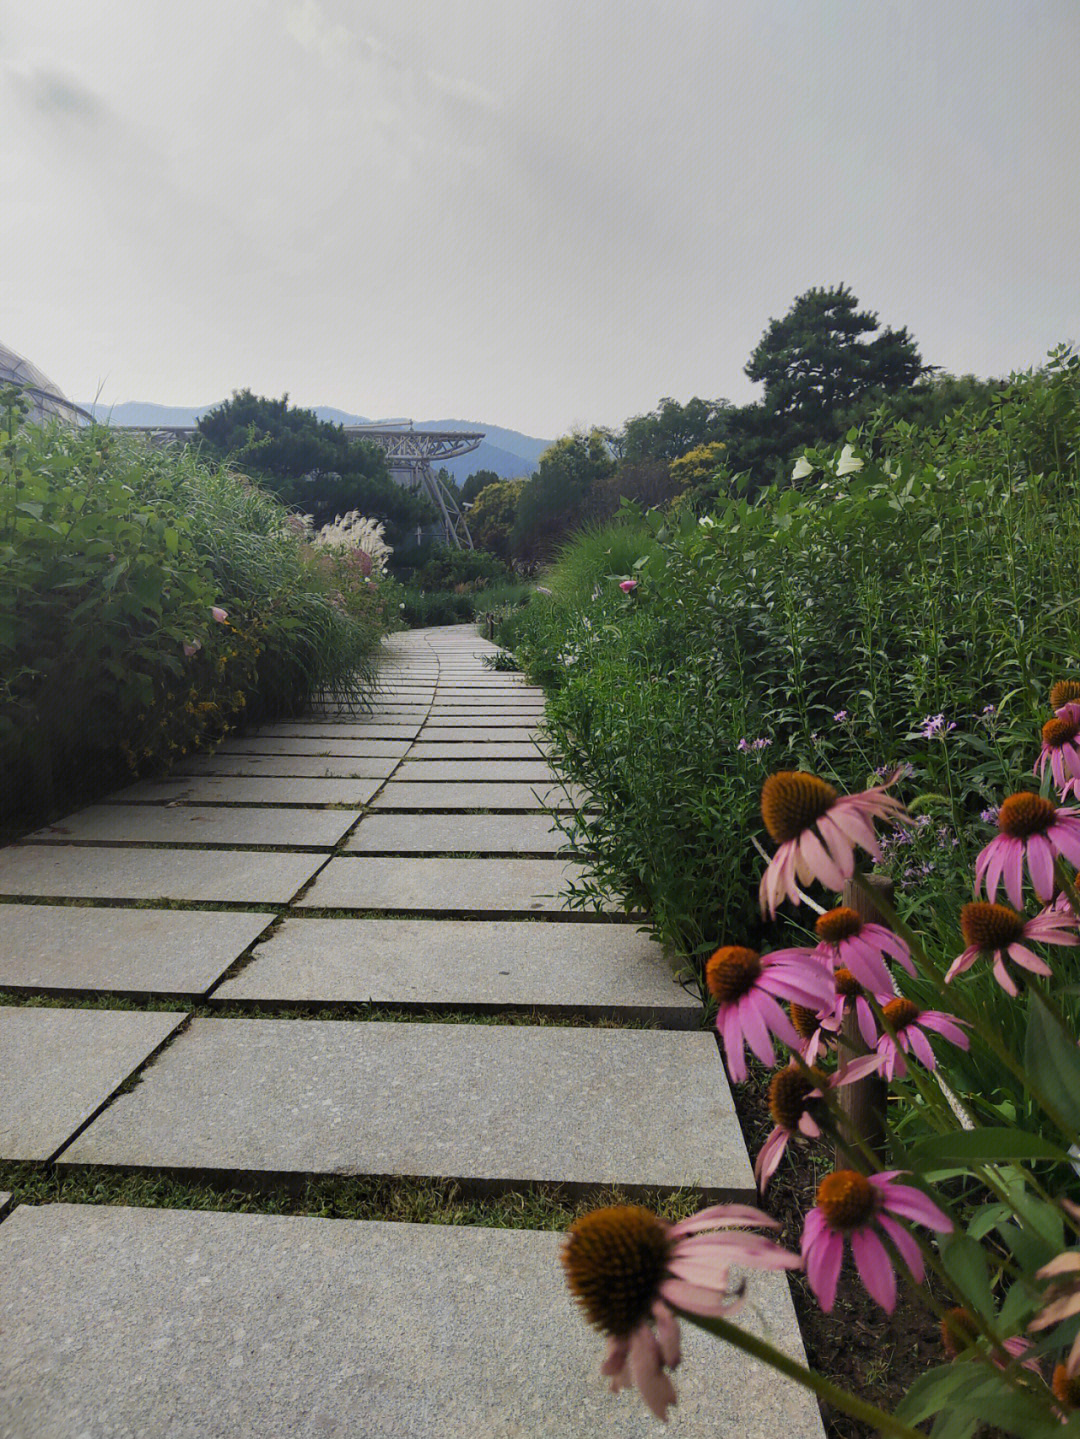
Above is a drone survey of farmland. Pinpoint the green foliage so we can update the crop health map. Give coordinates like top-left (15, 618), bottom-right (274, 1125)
top-left (468, 478), bottom-right (524, 558)
top-left (511, 431), bottom-right (614, 559)
top-left (196, 390), bottom-right (433, 541)
top-left (400, 577), bottom-right (533, 629)
top-left (620, 397), bottom-right (732, 463)
top-left (744, 282), bottom-right (925, 421)
top-left (505, 351), bottom-right (1080, 972)
top-left (0, 398), bottom-right (391, 824)
top-left (409, 547), bottom-right (511, 592)
top-left (460, 468), bottom-right (502, 504)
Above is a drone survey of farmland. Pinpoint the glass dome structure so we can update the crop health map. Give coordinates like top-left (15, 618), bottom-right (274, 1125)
top-left (0, 341), bottom-right (91, 426)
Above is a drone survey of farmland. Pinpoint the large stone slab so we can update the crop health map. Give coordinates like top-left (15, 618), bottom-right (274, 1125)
top-left (0, 1007), bottom-right (186, 1161)
top-left (343, 813), bottom-right (564, 854)
top-left (419, 726), bottom-right (540, 742)
top-left (64, 1018), bottom-right (743, 1194)
top-left (393, 760), bottom-right (556, 783)
top-left (0, 1204), bottom-right (822, 1439)
top-left (252, 723), bottom-right (421, 739)
top-left (372, 782), bottom-right (578, 812)
top-left (408, 743), bottom-right (547, 759)
top-left (218, 737), bottom-right (411, 757)
top-left (113, 775), bottom-right (383, 807)
top-left (171, 754), bottom-right (399, 779)
top-left (0, 904), bottom-right (271, 996)
top-left (217, 916), bottom-right (695, 1022)
top-left (24, 805), bottom-right (361, 848)
top-left (421, 715), bottom-right (545, 729)
top-left (296, 856), bottom-right (604, 914)
top-left (0, 846), bottom-right (323, 903)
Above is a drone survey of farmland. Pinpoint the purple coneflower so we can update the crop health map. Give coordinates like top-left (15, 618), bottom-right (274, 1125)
top-left (802, 1170), bottom-right (952, 1313)
top-left (950, 902), bottom-right (1077, 996)
top-left (619, 578), bottom-right (638, 593)
top-left (562, 1203), bottom-right (799, 1421)
top-left (1036, 705), bottom-right (1080, 792)
top-left (705, 946), bottom-right (834, 1082)
top-left (755, 1056), bottom-right (880, 1192)
top-left (813, 905), bottom-right (915, 993)
top-left (758, 771), bottom-right (906, 918)
top-left (819, 967), bottom-right (891, 1050)
top-left (788, 1001), bottom-right (830, 1063)
top-left (1050, 681), bottom-right (1080, 711)
top-left (975, 793), bottom-right (1080, 907)
top-left (941, 1307), bottom-right (1042, 1375)
top-left (874, 998), bottom-right (969, 1081)
top-left (1031, 1230), bottom-right (1080, 1380)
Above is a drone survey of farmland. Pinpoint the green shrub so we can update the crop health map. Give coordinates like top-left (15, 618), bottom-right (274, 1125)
top-left (505, 350), bottom-right (1080, 983)
top-left (0, 396), bottom-right (390, 824)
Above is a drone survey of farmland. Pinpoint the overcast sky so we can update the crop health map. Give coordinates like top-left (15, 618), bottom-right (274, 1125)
top-left (2, 1), bottom-right (1077, 438)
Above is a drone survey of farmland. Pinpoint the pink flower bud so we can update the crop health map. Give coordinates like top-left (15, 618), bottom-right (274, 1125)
top-left (619, 579), bottom-right (638, 593)
top-left (211, 606), bottom-right (228, 623)
top-left (183, 640), bottom-right (201, 658)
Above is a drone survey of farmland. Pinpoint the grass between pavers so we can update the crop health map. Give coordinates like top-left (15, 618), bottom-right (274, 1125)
top-left (0, 1161), bottom-right (706, 1230)
top-left (0, 989), bottom-right (688, 1028)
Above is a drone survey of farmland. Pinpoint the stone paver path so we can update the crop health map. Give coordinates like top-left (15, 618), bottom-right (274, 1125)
top-left (0, 625), bottom-right (822, 1437)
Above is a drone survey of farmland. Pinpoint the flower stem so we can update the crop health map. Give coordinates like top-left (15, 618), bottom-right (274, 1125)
top-left (677, 1308), bottom-right (926, 1439)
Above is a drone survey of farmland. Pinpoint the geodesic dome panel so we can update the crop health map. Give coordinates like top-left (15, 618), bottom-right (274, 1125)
top-left (0, 341), bottom-right (89, 426)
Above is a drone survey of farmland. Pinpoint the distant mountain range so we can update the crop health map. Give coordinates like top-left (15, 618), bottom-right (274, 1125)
top-left (79, 401), bottom-right (551, 482)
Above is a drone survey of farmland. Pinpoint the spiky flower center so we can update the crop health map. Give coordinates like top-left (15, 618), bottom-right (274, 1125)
top-left (815, 906), bottom-right (863, 944)
top-left (940, 1306), bottom-right (978, 1359)
top-left (705, 946), bottom-right (763, 1005)
top-left (768, 1066), bottom-right (822, 1131)
top-left (789, 1003), bottom-right (821, 1040)
top-left (882, 997), bottom-right (921, 1033)
top-left (562, 1206), bottom-right (670, 1337)
top-left (761, 772), bottom-right (839, 844)
top-left (1053, 1363), bottom-right (1080, 1411)
top-left (998, 792), bottom-right (1056, 839)
top-left (1043, 714), bottom-right (1080, 748)
top-left (816, 1170), bottom-right (879, 1231)
top-left (1051, 680), bottom-right (1080, 710)
top-left (959, 901), bottom-right (1025, 951)
top-left (835, 966), bottom-right (863, 998)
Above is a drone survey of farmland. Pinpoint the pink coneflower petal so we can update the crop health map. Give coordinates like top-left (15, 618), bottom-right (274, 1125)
top-left (874, 1178), bottom-right (952, 1231)
top-left (877, 1212), bottom-right (926, 1285)
top-left (754, 1128), bottom-right (788, 1188)
top-left (992, 953), bottom-right (1019, 996)
top-left (803, 1220), bottom-right (844, 1313)
top-left (852, 1228), bottom-right (897, 1313)
top-left (651, 1299), bottom-right (680, 1368)
top-left (1028, 835), bottom-right (1056, 900)
top-left (667, 1204), bottom-right (779, 1237)
top-left (628, 1326), bottom-right (677, 1421)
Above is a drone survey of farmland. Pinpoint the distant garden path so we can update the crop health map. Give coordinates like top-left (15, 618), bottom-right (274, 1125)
top-left (0, 625), bottom-right (821, 1436)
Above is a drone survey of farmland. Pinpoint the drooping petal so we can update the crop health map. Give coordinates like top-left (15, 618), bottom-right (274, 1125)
top-left (627, 1325), bottom-right (678, 1422)
top-left (907, 1024), bottom-right (938, 1071)
top-left (667, 1204), bottom-right (777, 1235)
top-left (803, 1220), bottom-right (844, 1312)
top-left (875, 1179), bottom-right (952, 1232)
top-left (737, 995), bottom-right (778, 1070)
top-left (659, 1275), bottom-right (746, 1319)
top-left (600, 1335), bottom-right (630, 1380)
top-left (754, 1128), bottom-right (788, 1190)
top-left (877, 1212), bottom-right (926, 1284)
top-left (1027, 834), bottom-right (1056, 901)
top-left (945, 947), bottom-right (978, 984)
top-left (652, 1299), bottom-right (682, 1369)
top-left (852, 1227), bottom-right (898, 1312)
top-left (1004, 841), bottom-right (1025, 909)
top-left (797, 827), bottom-right (847, 892)
top-left (992, 951), bottom-right (1020, 996)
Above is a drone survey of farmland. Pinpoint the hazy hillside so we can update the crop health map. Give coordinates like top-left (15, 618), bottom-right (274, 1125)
top-left (80, 401), bottom-right (551, 481)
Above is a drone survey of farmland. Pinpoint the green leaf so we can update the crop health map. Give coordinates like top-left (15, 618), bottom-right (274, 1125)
top-left (908, 1129), bottom-right (1068, 1167)
top-left (1024, 991), bottom-right (1080, 1133)
top-left (15, 501), bottom-right (44, 518)
top-left (894, 1363), bottom-right (972, 1424)
top-left (940, 1233), bottom-right (995, 1317)
top-left (163, 527), bottom-right (179, 554)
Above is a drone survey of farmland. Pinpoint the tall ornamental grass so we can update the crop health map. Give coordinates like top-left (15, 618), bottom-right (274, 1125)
top-left (0, 393), bottom-right (393, 823)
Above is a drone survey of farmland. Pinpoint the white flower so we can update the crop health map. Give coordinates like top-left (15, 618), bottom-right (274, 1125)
top-left (791, 455), bottom-right (814, 480)
top-left (698, 515), bottom-right (716, 527)
top-left (836, 445), bottom-right (863, 476)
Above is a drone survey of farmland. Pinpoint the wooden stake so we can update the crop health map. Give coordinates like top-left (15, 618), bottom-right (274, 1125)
top-left (833, 874), bottom-right (892, 1168)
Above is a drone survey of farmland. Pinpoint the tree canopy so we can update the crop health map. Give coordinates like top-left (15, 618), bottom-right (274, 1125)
top-left (197, 391), bottom-right (433, 540)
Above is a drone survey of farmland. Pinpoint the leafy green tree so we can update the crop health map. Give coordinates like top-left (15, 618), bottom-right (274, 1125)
top-left (512, 431), bottom-right (614, 559)
top-left (469, 479), bottom-right (524, 559)
top-left (744, 284), bottom-right (924, 423)
top-left (621, 397), bottom-right (732, 463)
top-left (197, 391), bottom-right (433, 540)
top-left (461, 469), bottom-right (501, 504)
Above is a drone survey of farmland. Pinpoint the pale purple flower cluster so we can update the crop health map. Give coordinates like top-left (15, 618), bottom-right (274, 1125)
top-left (833, 709), bottom-right (849, 723)
top-left (918, 713), bottom-right (957, 739)
top-left (737, 737), bottom-right (773, 753)
top-left (980, 806), bottom-right (1000, 825)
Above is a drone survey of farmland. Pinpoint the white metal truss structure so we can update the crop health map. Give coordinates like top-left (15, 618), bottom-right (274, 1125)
top-left (346, 424), bottom-right (481, 550)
